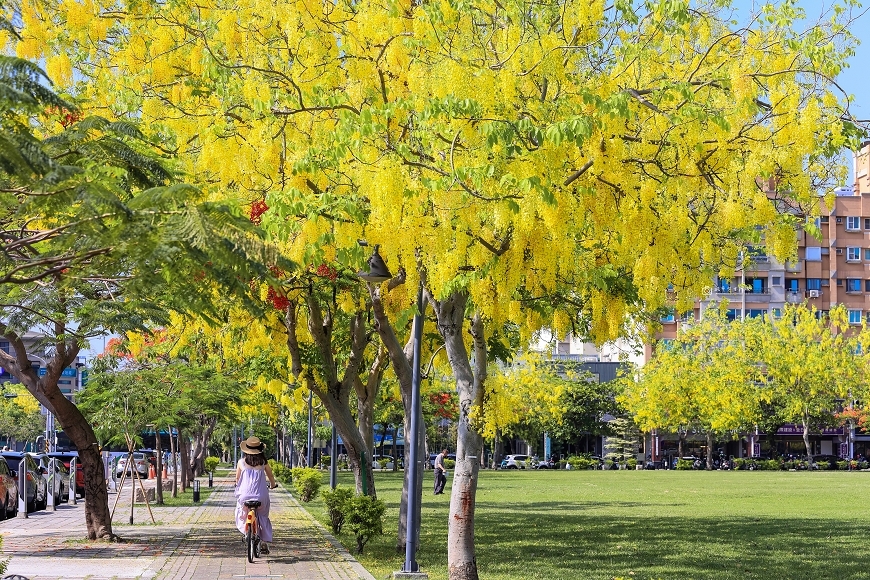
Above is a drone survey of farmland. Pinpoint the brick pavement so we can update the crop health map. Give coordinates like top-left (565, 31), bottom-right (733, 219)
top-left (0, 474), bottom-right (376, 580)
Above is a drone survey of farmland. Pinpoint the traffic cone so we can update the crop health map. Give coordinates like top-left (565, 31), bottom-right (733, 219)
top-left (149, 464), bottom-right (156, 479)
top-left (163, 464), bottom-right (168, 478)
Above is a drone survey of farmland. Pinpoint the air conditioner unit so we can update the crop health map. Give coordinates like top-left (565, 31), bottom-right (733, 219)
top-left (836, 217), bottom-right (843, 223)
top-left (836, 248), bottom-right (844, 255)
top-left (808, 290), bottom-right (820, 298)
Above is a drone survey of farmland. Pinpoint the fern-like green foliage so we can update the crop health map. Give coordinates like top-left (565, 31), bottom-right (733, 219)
top-left (0, 32), bottom-right (294, 334)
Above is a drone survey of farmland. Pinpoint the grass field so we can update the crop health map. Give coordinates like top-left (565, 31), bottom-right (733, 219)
top-left (302, 469), bottom-right (870, 580)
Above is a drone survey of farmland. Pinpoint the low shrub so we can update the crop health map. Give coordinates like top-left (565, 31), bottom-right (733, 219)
top-left (733, 458), bottom-right (746, 470)
top-left (268, 459), bottom-right (292, 485)
top-left (345, 494), bottom-right (386, 554)
top-left (204, 456), bottom-right (220, 473)
top-left (676, 459), bottom-right (694, 470)
top-left (838, 460), bottom-right (849, 471)
top-left (291, 467), bottom-right (323, 502)
top-left (321, 485), bottom-right (353, 534)
top-left (443, 458), bottom-right (455, 469)
top-left (762, 459), bottom-right (780, 471)
top-left (321, 454), bottom-right (331, 468)
top-left (626, 458), bottom-right (638, 470)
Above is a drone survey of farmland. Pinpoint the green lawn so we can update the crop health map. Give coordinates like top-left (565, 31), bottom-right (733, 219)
top-left (302, 469), bottom-right (870, 580)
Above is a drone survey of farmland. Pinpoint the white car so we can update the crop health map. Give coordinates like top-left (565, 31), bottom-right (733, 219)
top-left (116, 452), bottom-right (149, 478)
top-left (500, 454), bottom-right (530, 469)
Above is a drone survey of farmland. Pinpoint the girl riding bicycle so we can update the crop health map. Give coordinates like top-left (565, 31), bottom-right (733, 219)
top-left (235, 436), bottom-right (278, 554)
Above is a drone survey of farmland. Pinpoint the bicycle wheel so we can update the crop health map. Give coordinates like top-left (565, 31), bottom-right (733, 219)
top-left (245, 528), bottom-right (254, 563)
top-left (254, 535), bottom-right (261, 559)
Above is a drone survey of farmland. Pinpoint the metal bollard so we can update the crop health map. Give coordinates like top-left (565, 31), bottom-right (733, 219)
top-left (70, 457), bottom-right (77, 505)
top-left (18, 461), bottom-right (27, 518)
top-left (48, 459), bottom-right (56, 511)
top-left (208, 471), bottom-right (213, 488)
top-left (192, 479), bottom-right (200, 503)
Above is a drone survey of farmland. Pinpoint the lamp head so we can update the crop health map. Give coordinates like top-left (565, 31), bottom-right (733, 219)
top-left (357, 244), bottom-right (393, 283)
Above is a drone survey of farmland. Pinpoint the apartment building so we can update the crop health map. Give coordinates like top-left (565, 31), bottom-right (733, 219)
top-left (0, 334), bottom-right (87, 402)
top-left (647, 142), bottom-right (870, 460)
top-left (657, 141), bottom-right (870, 345)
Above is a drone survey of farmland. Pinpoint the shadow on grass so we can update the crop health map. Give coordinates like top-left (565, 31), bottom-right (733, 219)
top-left (471, 506), bottom-right (866, 580)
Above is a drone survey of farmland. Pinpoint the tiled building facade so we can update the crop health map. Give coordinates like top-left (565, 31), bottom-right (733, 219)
top-left (648, 142), bottom-right (870, 460)
top-left (657, 142), bottom-right (870, 345)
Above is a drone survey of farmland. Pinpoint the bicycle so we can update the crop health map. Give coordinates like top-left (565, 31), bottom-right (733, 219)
top-left (243, 499), bottom-right (263, 563)
top-left (241, 484), bottom-right (277, 563)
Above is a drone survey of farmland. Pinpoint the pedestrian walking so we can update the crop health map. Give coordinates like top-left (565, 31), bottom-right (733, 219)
top-left (433, 448), bottom-right (448, 495)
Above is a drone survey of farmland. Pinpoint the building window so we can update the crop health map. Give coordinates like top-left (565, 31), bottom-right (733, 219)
top-left (726, 309), bottom-right (739, 321)
top-left (787, 279), bottom-right (799, 292)
top-left (837, 279), bottom-right (844, 286)
top-left (0, 341), bottom-right (8, 354)
top-left (849, 309), bottom-right (863, 325)
top-left (865, 248), bottom-right (870, 261)
top-left (661, 309), bottom-right (675, 322)
top-left (847, 279), bottom-right (862, 293)
top-left (772, 276), bottom-right (782, 286)
top-left (806, 279), bottom-right (821, 291)
top-left (821, 216), bottom-right (830, 224)
top-left (771, 308), bottom-right (782, 319)
top-left (806, 247), bottom-right (822, 261)
top-left (865, 217), bottom-right (870, 230)
top-left (847, 216), bottom-right (861, 231)
top-left (865, 280), bottom-right (870, 292)
top-left (717, 278), bottom-right (731, 293)
top-left (746, 277), bottom-right (766, 294)
top-left (747, 309), bottom-right (766, 318)
top-left (848, 247), bottom-right (861, 262)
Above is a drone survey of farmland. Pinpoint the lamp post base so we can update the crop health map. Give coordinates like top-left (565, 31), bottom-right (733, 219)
top-left (392, 572), bottom-right (429, 580)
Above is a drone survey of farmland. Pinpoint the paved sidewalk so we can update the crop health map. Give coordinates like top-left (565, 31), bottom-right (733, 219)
top-left (0, 474), bottom-right (376, 580)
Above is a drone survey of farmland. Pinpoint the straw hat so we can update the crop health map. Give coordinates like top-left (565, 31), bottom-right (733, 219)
top-left (240, 436), bottom-right (265, 454)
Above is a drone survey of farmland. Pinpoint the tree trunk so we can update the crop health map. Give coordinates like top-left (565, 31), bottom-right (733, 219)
top-left (678, 431), bottom-right (685, 458)
top-left (0, 335), bottom-right (115, 540)
top-left (706, 432), bottom-right (714, 470)
top-left (189, 417), bottom-right (215, 477)
top-left (155, 428), bottom-right (164, 505)
top-left (802, 415), bottom-right (813, 462)
top-left (365, 278), bottom-right (418, 552)
top-left (429, 292), bottom-right (485, 580)
top-left (169, 425), bottom-right (178, 498)
top-left (282, 298), bottom-right (379, 497)
top-left (179, 431), bottom-right (191, 491)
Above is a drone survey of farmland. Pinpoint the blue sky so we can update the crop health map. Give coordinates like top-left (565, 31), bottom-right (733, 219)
top-left (732, 1), bottom-right (869, 118)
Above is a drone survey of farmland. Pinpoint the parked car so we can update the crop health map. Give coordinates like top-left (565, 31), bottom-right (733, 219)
top-left (0, 456), bottom-right (19, 519)
top-left (30, 453), bottom-right (69, 504)
top-left (0, 452), bottom-right (48, 512)
top-left (48, 451), bottom-right (84, 498)
top-left (116, 452), bottom-right (149, 478)
top-left (138, 449), bottom-right (157, 472)
top-left (500, 454), bottom-right (530, 469)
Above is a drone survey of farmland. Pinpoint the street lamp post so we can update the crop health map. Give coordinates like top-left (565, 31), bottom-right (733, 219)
top-left (330, 423), bottom-right (338, 489)
top-left (307, 390), bottom-right (314, 468)
top-left (358, 245), bottom-right (427, 578)
top-left (403, 281), bottom-right (425, 575)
